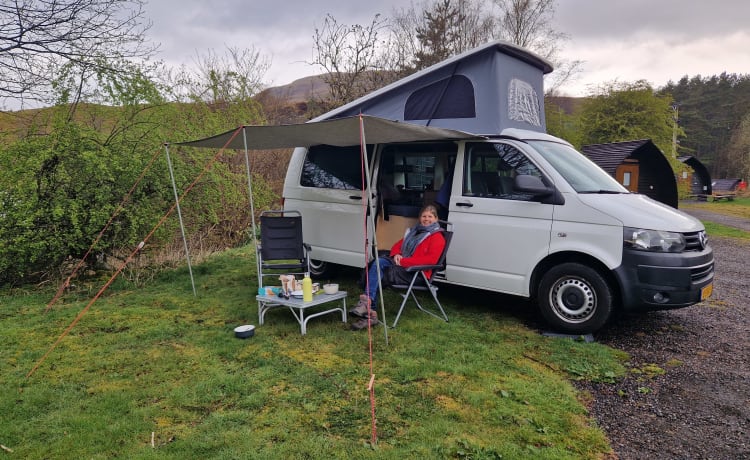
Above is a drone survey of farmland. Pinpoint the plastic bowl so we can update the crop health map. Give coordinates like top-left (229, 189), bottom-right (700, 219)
top-left (234, 324), bottom-right (255, 339)
top-left (323, 283), bottom-right (339, 294)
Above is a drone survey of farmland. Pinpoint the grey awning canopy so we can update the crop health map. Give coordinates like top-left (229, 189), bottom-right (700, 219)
top-left (175, 115), bottom-right (483, 150)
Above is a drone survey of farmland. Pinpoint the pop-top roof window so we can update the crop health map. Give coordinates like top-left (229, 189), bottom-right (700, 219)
top-left (404, 75), bottom-right (475, 120)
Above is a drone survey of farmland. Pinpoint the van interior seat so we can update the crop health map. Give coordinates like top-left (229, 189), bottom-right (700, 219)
top-left (470, 172), bottom-right (488, 195)
top-left (483, 173), bottom-right (500, 195)
top-left (498, 175), bottom-right (514, 195)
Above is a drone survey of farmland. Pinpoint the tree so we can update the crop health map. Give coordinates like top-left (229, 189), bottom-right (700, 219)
top-left (491, 0), bottom-right (581, 95)
top-left (393, 0), bottom-right (493, 71)
top-left (168, 46), bottom-right (271, 106)
top-left (0, 51), bottom-right (274, 286)
top-left (725, 113), bottom-right (750, 181)
top-left (578, 80), bottom-right (685, 168)
top-left (414, 0), bottom-right (461, 68)
top-left (414, 0), bottom-right (472, 68)
top-left (309, 0), bottom-right (578, 109)
top-left (310, 14), bottom-right (390, 110)
top-left (0, 0), bottom-right (156, 107)
top-left (661, 73), bottom-right (750, 177)
top-left (545, 99), bottom-right (582, 147)
top-left (493, 0), bottom-right (560, 51)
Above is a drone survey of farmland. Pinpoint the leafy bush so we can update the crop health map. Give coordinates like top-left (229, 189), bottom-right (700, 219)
top-left (0, 95), bottom-right (276, 286)
top-left (0, 113), bottom-right (166, 284)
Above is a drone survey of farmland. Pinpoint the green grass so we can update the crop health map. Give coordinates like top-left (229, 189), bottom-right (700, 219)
top-left (1, 246), bottom-right (628, 459)
top-left (681, 197), bottom-right (750, 240)
top-left (702, 221), bottom-right (750, 240)
top-left (681, 196), bottom-right (750, 219)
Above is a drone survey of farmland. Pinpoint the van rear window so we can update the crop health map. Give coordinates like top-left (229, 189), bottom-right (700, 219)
top-left (300, 144), bottom-right (372, 190)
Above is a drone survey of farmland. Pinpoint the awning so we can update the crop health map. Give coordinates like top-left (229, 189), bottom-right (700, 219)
top-left (169, 114), bottom-right (483, 332)
top-left (175, 115), bottom-right (483, 150)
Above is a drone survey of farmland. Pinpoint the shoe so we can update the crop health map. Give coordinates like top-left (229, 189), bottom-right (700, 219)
top-left (350, 311), bottom-right (379, 330)
top-left (348, 295), bottom-right (371, 318)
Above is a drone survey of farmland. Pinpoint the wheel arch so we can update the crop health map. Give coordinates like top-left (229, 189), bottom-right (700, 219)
top-left (530, 251), bottom-right (622, 309)
top-left (309, 259), bottom-right (339, 279)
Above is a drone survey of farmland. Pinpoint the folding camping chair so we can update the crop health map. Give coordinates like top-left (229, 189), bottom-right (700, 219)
top-left (390, 228), bottom-right (453, 328)
top-left (256, 210), bottom-right (311, 288)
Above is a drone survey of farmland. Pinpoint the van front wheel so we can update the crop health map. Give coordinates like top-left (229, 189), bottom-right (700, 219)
top-left (537, 263), bottom-right (613, 334)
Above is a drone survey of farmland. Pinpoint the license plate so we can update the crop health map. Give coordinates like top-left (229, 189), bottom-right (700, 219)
top-left (700, 283), bottom-right (713, 300)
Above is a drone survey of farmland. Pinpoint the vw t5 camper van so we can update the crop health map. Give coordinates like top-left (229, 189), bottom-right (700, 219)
top-left (281, 42), bottom-right (714, 333)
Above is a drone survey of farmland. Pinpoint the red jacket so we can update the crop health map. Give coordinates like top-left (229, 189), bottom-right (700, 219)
top-left (390, 231), bottom-right (446, 279)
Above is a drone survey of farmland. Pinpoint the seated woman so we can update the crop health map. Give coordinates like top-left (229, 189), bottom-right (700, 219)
top-left (350, 204), bottom-right (446, 330)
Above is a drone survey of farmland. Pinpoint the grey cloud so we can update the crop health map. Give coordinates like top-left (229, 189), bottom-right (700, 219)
top-left (556, 0), bottom-right (750, 41)
top-left (142, 0), bottom-right (748, 91)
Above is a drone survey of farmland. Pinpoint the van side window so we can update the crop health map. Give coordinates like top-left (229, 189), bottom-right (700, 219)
top-left (300, 144), bottom-right (372, 190)
top-left (463, 142), bottom-right (542, 201)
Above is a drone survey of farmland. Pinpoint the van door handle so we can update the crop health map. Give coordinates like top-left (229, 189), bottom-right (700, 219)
top-left (349, 194), bottom-right (375, 200)
top-left (456, 201), bottom-right (473, 207)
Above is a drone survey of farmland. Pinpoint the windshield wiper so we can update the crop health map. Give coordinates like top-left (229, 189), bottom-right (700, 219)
top-left (579, 189), bottom-right (627, 194)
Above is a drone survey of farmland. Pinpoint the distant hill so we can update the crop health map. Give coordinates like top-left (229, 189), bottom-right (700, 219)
top-left (259, 75), bottom-right (330, 104)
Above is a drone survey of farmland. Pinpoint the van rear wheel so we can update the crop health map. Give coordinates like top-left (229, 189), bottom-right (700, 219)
top-left (309, 259), bottom-right (337, 279)
top-left (537, 263), bottom-right (613, 334)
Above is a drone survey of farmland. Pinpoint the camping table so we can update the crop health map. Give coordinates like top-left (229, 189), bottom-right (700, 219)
top-left (256, 291), bottom-right (348, 335)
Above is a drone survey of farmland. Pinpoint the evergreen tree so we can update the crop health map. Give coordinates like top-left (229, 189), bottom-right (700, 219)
top-left (660, 73), bottom-right (750, 178)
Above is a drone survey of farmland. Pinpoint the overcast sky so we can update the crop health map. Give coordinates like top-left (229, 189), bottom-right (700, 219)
top-left (144, 0), bottom-right (750, 96)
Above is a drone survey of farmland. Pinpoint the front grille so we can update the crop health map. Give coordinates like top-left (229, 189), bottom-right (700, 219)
top-left (684, 231), bottom-right (707, 251)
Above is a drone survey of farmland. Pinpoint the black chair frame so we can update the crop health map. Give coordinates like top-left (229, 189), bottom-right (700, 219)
top-left (256, 210), bottom-right (311, 288)
top-left (390, 229), bottom-right (453, 328)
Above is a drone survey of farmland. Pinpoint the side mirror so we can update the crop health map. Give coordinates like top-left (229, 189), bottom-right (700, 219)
top-left (514, 174), bottom-right (552, 197)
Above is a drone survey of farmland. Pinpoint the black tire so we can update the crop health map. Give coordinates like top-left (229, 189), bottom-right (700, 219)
top-left (537, 262), bottom-right (613, 334)
top-left (309, 259), bottom-right (337, 279)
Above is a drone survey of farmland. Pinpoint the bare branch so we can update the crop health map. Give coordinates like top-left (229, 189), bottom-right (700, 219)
top-left (0, 0), bottom-right (157, 105)
top-left (310, 13), bottom-right (390, 107)
top-left (490, 0), bottom-right (582, 94)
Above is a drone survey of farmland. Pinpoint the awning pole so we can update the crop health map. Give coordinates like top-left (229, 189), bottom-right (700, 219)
top-left (241, 128), bottom-right (260, 287)
top-left (359, 116), bottom-right (388, 344)
top-left (164, 144), bottom-right (197, 296)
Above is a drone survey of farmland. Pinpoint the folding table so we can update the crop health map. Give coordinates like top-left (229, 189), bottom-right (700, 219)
top-left (256, 291), bottom-right (348, 335)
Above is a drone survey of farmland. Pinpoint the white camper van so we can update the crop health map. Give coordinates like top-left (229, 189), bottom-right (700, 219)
top-left (280, 42), bottom-right (714, 333)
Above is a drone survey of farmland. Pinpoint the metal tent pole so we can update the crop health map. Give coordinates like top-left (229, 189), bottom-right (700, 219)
top-left (164, 143), bottom-right (197, 296)
top-left (241, 127), bottom-right (260, 287)
top-left (359, 116), bottom-right (389, 344)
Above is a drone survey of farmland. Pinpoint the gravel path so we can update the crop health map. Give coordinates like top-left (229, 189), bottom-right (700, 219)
top-left (576, 209), bottom-right (750, 459)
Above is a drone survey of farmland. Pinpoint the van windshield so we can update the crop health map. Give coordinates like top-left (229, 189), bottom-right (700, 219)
top-left (528, 141), bottom-right (628, 193)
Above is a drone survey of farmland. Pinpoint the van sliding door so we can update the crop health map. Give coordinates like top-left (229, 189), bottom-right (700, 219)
top-left (375, 143), bottom-right (458, 249)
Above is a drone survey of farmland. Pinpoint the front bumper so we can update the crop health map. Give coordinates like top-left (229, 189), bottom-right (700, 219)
top-left (613, 246), bottom-right (714, 311)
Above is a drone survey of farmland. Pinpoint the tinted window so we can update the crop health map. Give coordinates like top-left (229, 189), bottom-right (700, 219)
top-left (463, 142), bottom-right (542, 201)
top-left (300, 144), bottom-right (372, 190)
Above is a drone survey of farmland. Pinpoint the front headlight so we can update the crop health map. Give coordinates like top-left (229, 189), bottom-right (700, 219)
top-left (624, 227), bottom-right (687, 252)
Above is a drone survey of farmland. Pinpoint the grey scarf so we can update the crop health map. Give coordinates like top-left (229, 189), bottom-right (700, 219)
top-left (401, 222), bottom-right (441, 257)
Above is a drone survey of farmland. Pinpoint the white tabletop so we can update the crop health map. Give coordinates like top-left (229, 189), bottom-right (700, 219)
top-left (256, 290), bottom-right (347, 307)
